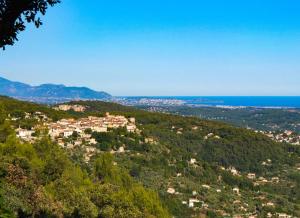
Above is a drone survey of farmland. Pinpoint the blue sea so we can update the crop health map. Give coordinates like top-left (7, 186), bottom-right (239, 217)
top-left (123, 96), bottom-right (300, 108)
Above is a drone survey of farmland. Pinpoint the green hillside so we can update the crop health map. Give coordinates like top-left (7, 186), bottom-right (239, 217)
top-left (140, 105), bottom-right (300, 133)
top-left (0, 97), bottom-right (299, 217)
top-left (0, 97), bottom-right (169, 218)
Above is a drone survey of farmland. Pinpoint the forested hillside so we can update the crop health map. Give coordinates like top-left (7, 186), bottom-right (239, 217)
top-left (0, 97), bottom-right (170, 218)
top-left (139, 105), bottom-right (300, 133)
top-left (0, 97), bottom-right (299, 217)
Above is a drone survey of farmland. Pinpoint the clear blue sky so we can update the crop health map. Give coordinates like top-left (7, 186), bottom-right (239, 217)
top-left (1, 0), bottom-right (300, 96)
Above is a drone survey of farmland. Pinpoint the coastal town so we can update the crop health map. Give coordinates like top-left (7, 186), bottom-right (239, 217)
top-left (113, 97), bottom-right (186, 107)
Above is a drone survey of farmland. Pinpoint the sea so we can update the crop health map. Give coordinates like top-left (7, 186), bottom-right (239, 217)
top-left (121, 96), bottom-right (300, 108)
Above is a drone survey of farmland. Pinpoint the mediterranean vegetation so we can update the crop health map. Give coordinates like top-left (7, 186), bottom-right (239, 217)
top-left (0, 97), bottom-right (170, 218)
top-left (0, 96), bottom-right (299, 217)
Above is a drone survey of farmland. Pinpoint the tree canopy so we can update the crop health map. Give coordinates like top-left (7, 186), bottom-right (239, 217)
top-left (0, 0), bottom-right (60, 49)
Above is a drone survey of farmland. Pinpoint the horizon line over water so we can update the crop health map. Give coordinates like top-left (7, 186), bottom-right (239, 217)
top-left (119, 96), bottom-right (300, 108)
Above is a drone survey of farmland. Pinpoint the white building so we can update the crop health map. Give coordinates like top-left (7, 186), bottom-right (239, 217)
top-left (63, 131), bottom-right (73, 138)
top-left (188, 198), bottom-right (200, 208)
top-left (247, 173), bottom-right (256, 180)
top-left (202, 184), bottom-right (211, 189)
top-left (233, 187), bottom-right (240, 195)
top-left (190, 158), bottom-right (197, 165)
top-left (17, 129), bottom-right (34, 138)
top-left (167, 188), bottom-right (176, 194)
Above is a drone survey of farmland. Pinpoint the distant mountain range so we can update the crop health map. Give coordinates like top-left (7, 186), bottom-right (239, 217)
top-left (0, 76), bottom-right (111, 104)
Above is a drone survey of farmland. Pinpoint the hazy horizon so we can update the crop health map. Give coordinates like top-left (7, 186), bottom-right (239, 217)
top-left (1, 74), bottom-right (300, 97)
top-left (1, 0), bottom-right (300, 96)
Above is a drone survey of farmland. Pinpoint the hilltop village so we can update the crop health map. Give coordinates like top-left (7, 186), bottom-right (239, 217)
top-left (47, 113), bottom-right (136, 160)
top-left (15, 107), bottom-right (137, 161)
top-left (47, 113), bottom-right (136, 140)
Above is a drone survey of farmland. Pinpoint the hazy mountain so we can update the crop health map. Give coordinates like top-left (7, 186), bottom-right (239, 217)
top-left (0, 76), bottom-right (111, 103)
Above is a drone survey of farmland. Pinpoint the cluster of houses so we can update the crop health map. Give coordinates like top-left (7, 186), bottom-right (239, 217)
top-left (177, 184), bottom-right (292, 218)
top-left (258, 130), bottom-right (300, 145)
top-left (54, 104), bottom-right (87, 112)
top-left (15, 112), bottom-right (138, 161)
top-left (15, 111), bottom-right (50, 142)
top-left (47, 112), bottom-right (136, 139)
top-left (171, 180), bottom-right (293, 218)
top-left (117, 98), bottom-right (185, 107)
top-left (220, 166), bottom-right (241, 176)
top-left (219, 165), bottom-right (281, 187)
top-left (10, 111), bottom-right (50, 122)
top-left (167, 182), bottom-right (240, 209)
top-left (204, 132), bottom-right (221, 140)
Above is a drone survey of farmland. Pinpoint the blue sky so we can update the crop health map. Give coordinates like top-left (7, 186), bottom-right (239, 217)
top-left (1, 0), bottom-right (300, 96)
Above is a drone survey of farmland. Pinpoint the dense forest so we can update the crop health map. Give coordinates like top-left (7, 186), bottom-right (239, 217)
top-left (0, 96), bottom-right (299, 217)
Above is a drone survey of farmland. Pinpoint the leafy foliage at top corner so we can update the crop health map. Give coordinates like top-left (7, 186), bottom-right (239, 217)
top-left (0, 0), bottom-right (60, 49)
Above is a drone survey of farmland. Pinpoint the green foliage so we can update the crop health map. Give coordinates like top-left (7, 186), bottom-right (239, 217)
top-left (92, 132), bottom-right (115, 145)
top-left (84, 128), bottom-right (92, 134)
top-left (96, 142), bottom-right (112, 151)
top-left (0, 103), bottom-right (6, 124)
top-left (0, 96), bottom-right (71, 129)
top-left (0, 120), bottom-right (170, 217)
top-left (198, 127), bottom-right (286, 173)
top-left (0, 187), bottom-right (15, 218)
top-left (94, 153), bottom-right (115, 181)
top-left (90, 183), bottom-right (170, 218)
top-left (0, 121), bottom-right (14, 143)
top-left (0, 97), bottom-right (299, 217)
top-left (92, 128), bottom-right (132, 151)
top-left (71, 131), bottom-right (79, 140)
top-left (221, 171), bottom-right (255, 190)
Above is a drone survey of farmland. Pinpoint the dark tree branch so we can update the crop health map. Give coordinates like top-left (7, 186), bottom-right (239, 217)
top-left (0, 0), bottom-right (60, 49)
